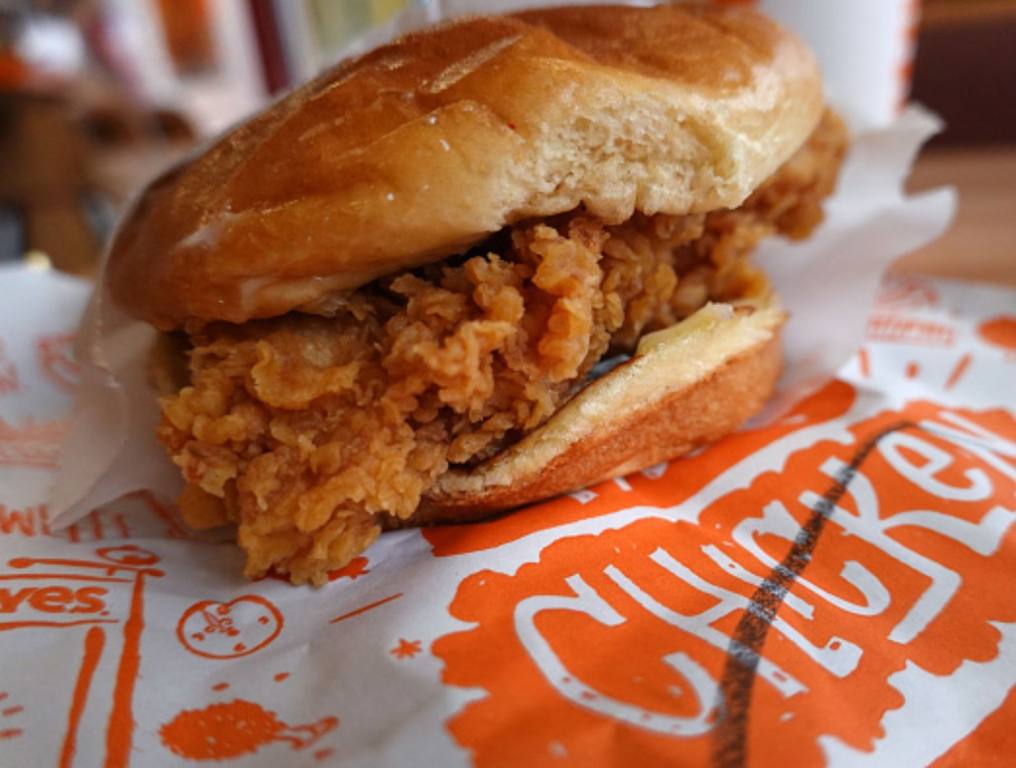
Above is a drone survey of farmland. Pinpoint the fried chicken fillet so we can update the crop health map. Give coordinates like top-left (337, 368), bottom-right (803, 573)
top-left (107, 5), bottom-right (848, 583)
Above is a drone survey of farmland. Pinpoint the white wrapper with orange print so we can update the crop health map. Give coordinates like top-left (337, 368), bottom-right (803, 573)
top-left (3, 266), bottom-right (1016, 768)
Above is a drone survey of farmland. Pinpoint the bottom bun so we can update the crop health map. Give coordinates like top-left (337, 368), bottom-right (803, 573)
top-left (403, 293), bottom-right (786, 526)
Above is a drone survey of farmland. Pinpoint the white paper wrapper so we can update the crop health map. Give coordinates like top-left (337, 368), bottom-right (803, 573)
top-left (4, 267), bottom-right (1016, 768)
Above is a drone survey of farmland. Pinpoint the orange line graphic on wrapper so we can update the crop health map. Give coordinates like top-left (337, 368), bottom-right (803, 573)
top-left (112, 514), bottom-right (129, 539)
top-left (0, 619), bottom-right (117, 631)
top-left (9, 548), bottom-right (159, 572)
top-left (0, 693), bottom-right (23, 743)
top-left (132, 490), bottom-right (190, 539)
top-left (4, 545), bottom-right (163, 767)
top-left (945, 353), bottom-right (972, 390)
top-left (60, 626), bottom-right (105, 768)
top-left (89, 511), bottom-right (103, 541)
top-left (330, 592), bottom-right (403, 624)
top-left (857, 347), bottom-right (870, 379)
top-left (105, 552), bottom-right (155, 768)
top-left (0, 573), bottom-right (128, 583)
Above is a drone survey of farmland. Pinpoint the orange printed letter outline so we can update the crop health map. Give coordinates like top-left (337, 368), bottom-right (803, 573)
top-left (515, 574), bottom-right (722, 736)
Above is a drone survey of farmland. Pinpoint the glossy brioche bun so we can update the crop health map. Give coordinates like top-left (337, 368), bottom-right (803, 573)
top-left (405, 292), bottom-right (785, 525)
top-left (107, 4), bottom-right (822, 330)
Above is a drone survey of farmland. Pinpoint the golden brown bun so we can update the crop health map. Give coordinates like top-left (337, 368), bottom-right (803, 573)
top-left (406, 294), bottom-right (785, 525)
top-left (107, 4), bottom-right (822, 330)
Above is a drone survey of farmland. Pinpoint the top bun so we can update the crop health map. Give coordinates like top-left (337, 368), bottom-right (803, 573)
top-left (107, 4), bottom-right (822, 330)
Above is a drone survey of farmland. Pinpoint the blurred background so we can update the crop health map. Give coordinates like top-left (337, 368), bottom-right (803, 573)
top-left (0, 0), bottom-right (1013, 281)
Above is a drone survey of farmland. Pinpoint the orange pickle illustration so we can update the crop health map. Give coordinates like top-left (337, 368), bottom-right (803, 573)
top-left (159, 699), bottom-right (337, 761)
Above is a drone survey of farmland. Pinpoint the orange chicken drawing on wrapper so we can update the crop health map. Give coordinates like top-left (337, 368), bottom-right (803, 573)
top-left (160, 700), bottom-right (337, 761)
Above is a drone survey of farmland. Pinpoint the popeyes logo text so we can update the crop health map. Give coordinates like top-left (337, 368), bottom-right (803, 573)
top-left (436, 401), bottom-right (1016, 767)
top-left (0, 583), bottom-right (107, 615)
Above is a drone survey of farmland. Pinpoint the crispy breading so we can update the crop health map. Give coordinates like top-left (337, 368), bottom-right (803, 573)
top-left (159, 111), bottom-right (847, 585)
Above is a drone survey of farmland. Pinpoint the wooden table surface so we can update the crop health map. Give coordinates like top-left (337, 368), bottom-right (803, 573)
top-left (899, 145), bottom-right (1016, 286)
